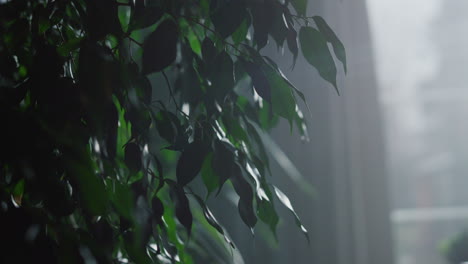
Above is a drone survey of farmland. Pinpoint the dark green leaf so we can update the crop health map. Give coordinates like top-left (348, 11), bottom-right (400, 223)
top-left (142, 20), bottom-right (178, 74)
top-left (230, 163), bottom-right (257, 230)
top-left (150, 153), bottom-right (165, 192)
top-left (129, 5), bottom-right (163, 30)
top-left (192, 193), bottom-right (235, 248)
top-left (175, 65), bottom-right (203, 108)
top-left (86, 0), bottom-right (122, 40)
top-left (135, 75), bottom-right (153, 105)
top-left (287, 28), bottom-right (299, 67)
top-left (201, 37), bottom-right (217, 62)
top-left (209, 51), bottom-right (234, 102)
top-left (57, 37), bottom-right (84, 57)
top-left (251, 3), bottom-right (272, 49)
top-left (231, 17), bottom-right (251, 45)
top-left (241, 59), bottom-right (271, 103)
top-left (263, 56), bottom-right (311, 116)
top-left (211, 0), bottom-right (247, 38)
top-left (201, 153), bottom-right (218, 197)
top-left (111, 181), bottom-right (134, 220)
top-left (290, 0), bottom-right (308, 16)
top-left (170, 183), bottom-right (193, 236)
top-left (212, 139), bottom-right (236, 193)
top-left (261, 62), bottom-right (297, 127)
top-left (105, 103), bottom-right (118, 160)
top-left (124, 231), bottom-right (152, 264)
top-left (257, 199), bottom-right (279, 239)
top-left (154, 110), bottom-right (176, 144)
top-left (274, 186), bottom-right (309, 243)
top-left (313, 16), bottom-right (347, 73)
top-left (64, 152), bottom-right (109, 216)
top-left (125, 142), bottom-right (142, 173)
top-left (152, 196), bottom-right (164, 225)
top-left (299, 26), bottom-right (338, 93)
top-left (176, 140), bottom-right (208, 186)
top-left (270, 5), bottom-right (289, 48)
top-left (43, 178), bottom-right (76, 217)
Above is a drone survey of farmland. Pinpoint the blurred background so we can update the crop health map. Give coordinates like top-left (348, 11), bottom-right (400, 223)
top-left (210, 0), bottom-right (468, 263)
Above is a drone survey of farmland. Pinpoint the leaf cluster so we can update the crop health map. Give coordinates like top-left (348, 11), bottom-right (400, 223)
top-left (0, 0), bottom-right (345, 263)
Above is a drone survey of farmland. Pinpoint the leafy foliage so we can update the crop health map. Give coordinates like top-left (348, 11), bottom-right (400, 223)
top-left (0, 0), bottom-right (345, 263)
top-left (442, 230), bottom-right (468, 264)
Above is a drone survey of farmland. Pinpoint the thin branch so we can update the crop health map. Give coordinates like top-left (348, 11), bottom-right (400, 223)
top-left (127, 36), bottom-right (143, 47)
top-left (161, 71), bottom-right (190, 119)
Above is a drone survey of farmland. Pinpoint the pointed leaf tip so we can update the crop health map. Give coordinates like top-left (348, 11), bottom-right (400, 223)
top-left (299, 26), bottom-right (338, 92)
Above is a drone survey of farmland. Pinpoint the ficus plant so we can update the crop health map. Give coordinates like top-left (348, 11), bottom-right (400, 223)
top-left (0, 0), bottom-right (346, 263)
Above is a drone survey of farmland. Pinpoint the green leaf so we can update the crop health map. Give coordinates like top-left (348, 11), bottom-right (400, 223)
top-left (169, 183), bottom-right (193, 236)
top-left (209, 51), bottom-right (234, 102)
top-left (201, 37), bottom-right (217, 62)
top-left (212, 139), bottom-right (236, 193)
top-left (129, 5), bottom-right (163, 31)
top-left (231, 17), bottom-right (250, 45)
top-left (261, 62), bottom-right (297, 127)
top-left (241, 59), bottom-right (271, 103)
top-left (12, 179), bottom-right (25, 206)
top-left (251, 3), bottom-right (272, 49)
top-left (244, 162), bottom-right (278, 237)
top-left (257, 199), bottom-right (279, 239)
top-left (201, 153), bottom-right (218, 197)
top-left (86, 0), bottom-right (122, 40)
top-left (105, 102), bottom-right (118, 160)
top-left (273, 186), bottom-right (309, 243)
top-left (313, 16), bottom-right (347, 74)
top-left (57, 37), bottom-right (84, 57)
top-left (286, 28), bottom-right (299, 67)
top-left (64, 152), bottom-right (109, 216)
top-left (191, 193), bottom-right (235, 248)
top-left (124, 231), bottom-right (153, 264)
top-left (270, 4), bottom-right (289, 48)
top-left (290, 0), bottom-right (308, 16)
top-left (299, 26), bottom-right (338, 93)
top-left (263, 56), bottom-right (312, 117)
top-left (111, 181), bottom-right (134, 220)
top-left (153, 110), bottom-right (176, 144)
top-left (150, 153), bottom-right (165, 193)
top-left (187, 32), bottom-right (202, 57)
top-left (152, 195), bottom-right (164, 225)
top-left (230, 163), bottom-right (257, 231)
top-left (210, 0), bottom-right (247, 38)
top-left (176, 140), bottom-right (208, 186)
top-left (142, 19), bottom-right (178, 74)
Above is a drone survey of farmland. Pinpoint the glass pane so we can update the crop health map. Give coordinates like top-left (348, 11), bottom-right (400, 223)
top-left (367, 1), bottom-right (468, 263)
